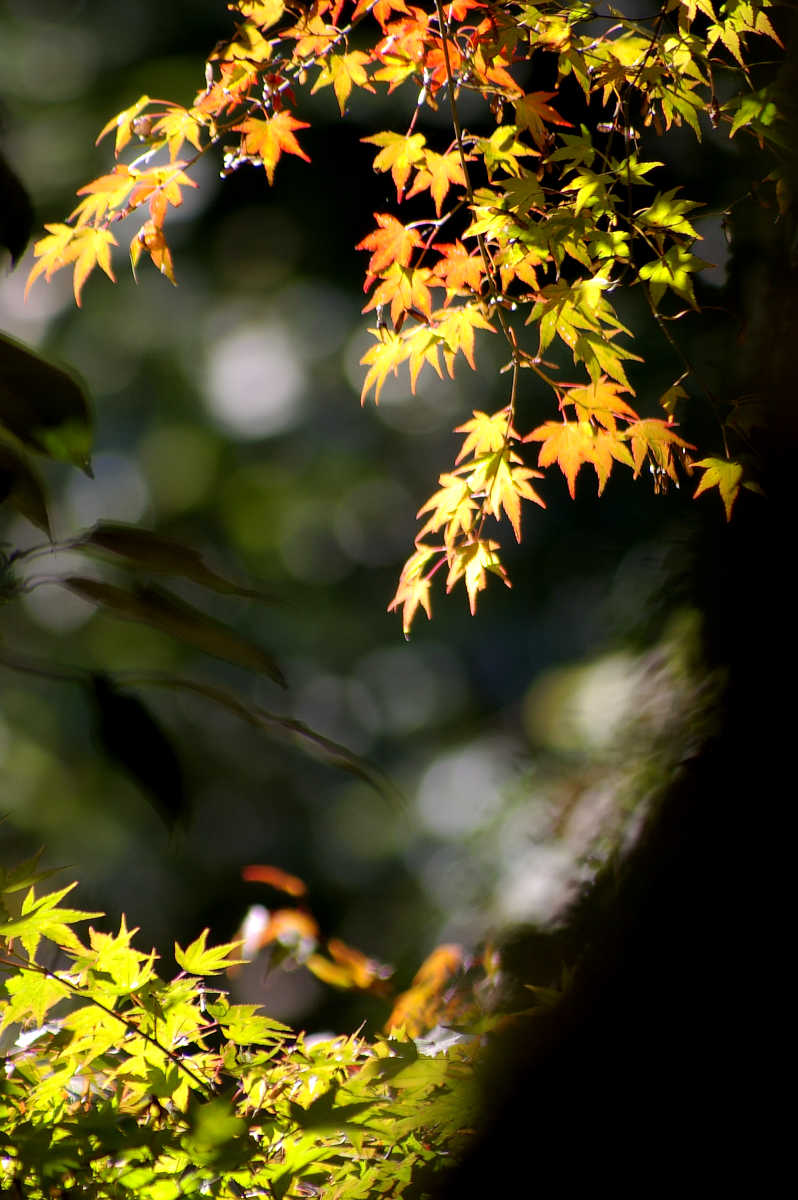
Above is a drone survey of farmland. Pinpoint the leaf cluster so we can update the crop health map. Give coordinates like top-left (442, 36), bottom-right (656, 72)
top-left (0, 856), bottom-right (494, 1200)
top-left (20, 0), bottom-right (787, 633)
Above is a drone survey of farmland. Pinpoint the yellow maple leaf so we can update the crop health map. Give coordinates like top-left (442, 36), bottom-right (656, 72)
top-left (26, 224), bottom-right (117, 307)
top-left (625, 418), bottom-right (694, 485)
top-left (359, 328), bottom-right (409, 403)
top-left (455, 408), bottom-right (516, 463)
top-left (312, 51), bottom-right (373, 115)
top-left (562, 376), bottom-right (639, 432)
top-left (388, 543), bottom-right (438, 636)
top-left (151, 105), bottom-right (206, 160)
top-left (446, 538), bottom-right (509, 615)
top-left (362, 131), bottom-right (427, 199)
top-left (477, 452), bottom-right (545, 541)
top-left (416, 472), bottom-right (478, 544)
top-left (435, 305), bottom-right (495, 374)
top-left (692, 456), bottom-right (744, 520)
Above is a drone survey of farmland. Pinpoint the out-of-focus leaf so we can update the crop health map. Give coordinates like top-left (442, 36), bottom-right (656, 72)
top-left (0, 433), bottom-right (51, 536)
top-left (0, 150), bottom-right (34, 266)
top-left (0, 332), bottom-right (93, 473)
top-left (89, 673), bottom-right (188, 830)
top-left (131, 675), bottom-right (403, 803)
top-left (62, 576), bottom-right (285, 685)
top-left (73, 522), bottom-right (269, 599)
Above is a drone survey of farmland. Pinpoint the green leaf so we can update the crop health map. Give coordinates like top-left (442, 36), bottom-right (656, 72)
top-left (174, 928), bottom-right (244, 975)
top-left (0, 433), bottom-right (51, 536)
top-left (0, 332), bottom-right (93, 473)
top-left (60, 576), bottom-right (285, 685)
top-left (639, 245), bottom-right (713, 307)
top-left (73, 522), bottom-right (269, 599)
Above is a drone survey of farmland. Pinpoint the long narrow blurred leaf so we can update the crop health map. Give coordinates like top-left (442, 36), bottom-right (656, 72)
top-left (0, 332), bottom-right (93, 473)
top-left (61, 576), bottom-right (285, 685)
top-left (0, 432), bottom-right (51, 536)
top-left (89, 673), bottom-right (188, 830)
top-left (72, 521), bottom-right (269, 599)
top-left (128, 674), bottom-right (403, 805)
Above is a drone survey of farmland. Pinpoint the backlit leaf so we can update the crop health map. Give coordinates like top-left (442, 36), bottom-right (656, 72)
top-left (692, 455), bottom-right (744, 519)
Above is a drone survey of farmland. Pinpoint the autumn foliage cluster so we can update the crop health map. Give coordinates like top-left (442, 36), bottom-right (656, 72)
top-left (24, 0), bottom-right (784, 635)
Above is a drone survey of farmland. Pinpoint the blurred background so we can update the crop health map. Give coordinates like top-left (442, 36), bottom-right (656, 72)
top-left (1, 0), bottom-right (742, 1031)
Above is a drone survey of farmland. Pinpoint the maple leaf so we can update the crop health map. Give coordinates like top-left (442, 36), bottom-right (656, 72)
top-left (514, 91), bottom-right (572, 149)
top-left (475, 125), bottom-right (535, 179)
top-left (638, 244), bottom-right (712, 308)
top-left (151, 104), bottom-right (206, 160)
top-left (625, 419), bottom-right (695, 485)
top-left (404, 324), bottom-right (444, 392)
top-left (234, 111), bottom-right (311, 184)
top-left (127, 164), bottom-right (198, 226)
top-left (525, 419), bottom-right (633, 498)
top-left (353, 0), bottom-right (410, 28)
top-left (455, 408), bottom-right (516, 462)
top-left (364, 262), bottom-right (434, 326)
top-left (405, 150), bottom-right (468, 216)
top-left (562, 376), bottom-right (640, 432)
top-left (446, 538), bottom-right (509, 615)
top-left (312, 51), bottom-right (373, 115)
top-left (692, 456), bottom-right (744, 520)
top-left (356, 213), bottom-right (422, 284)
top-left (471, 450), bottom-right (545, 541)
top-left (130, 220), bottom-right (176, 285)
top-left (388, 543), bottom-right (438, 636)
top-left (434, 305), bottom-right (495, 374)
top-left (96, 94), bottom-right (153, 156)
top-left (432, 242), bottom-right (485, 301)
top-left (359, 327), bottom-right (409, 403)
top-left (69, 166), bottom-right (135, 227)
top-left (362, 131), bottom-right (427, 200)
top-left (416, 472), bottom-right (477, 544)
top-left (26, 224), bottom-right (117, 307)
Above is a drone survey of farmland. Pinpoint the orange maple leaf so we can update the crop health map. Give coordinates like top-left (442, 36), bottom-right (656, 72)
top-left (432, 242), bottom-right (485, 300)
top-left (130, 220), bottom-right (176, 285)
top-left (526, 419), bottom-right (633, 498)
top-left (356, 213), bottom-right (422, 285)
top-left (234, 111), bottom-right (311, 184)
top-left (515, 91), bottom-right (573, 148)
top-left (363, 262), bottom-right (434, 326)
